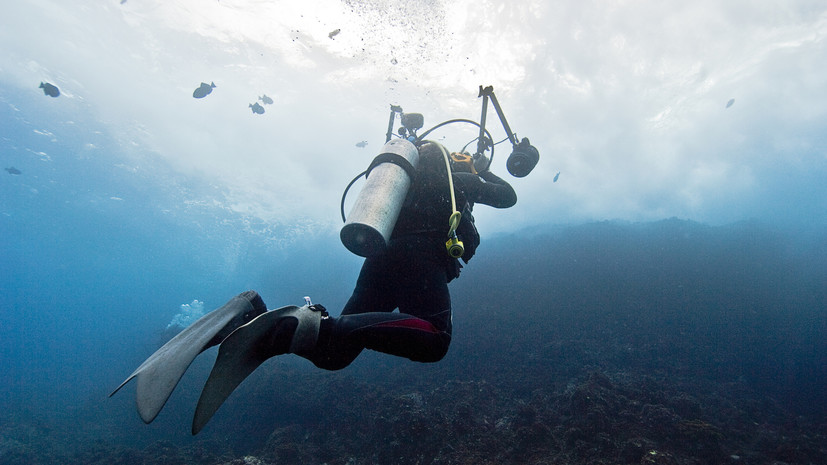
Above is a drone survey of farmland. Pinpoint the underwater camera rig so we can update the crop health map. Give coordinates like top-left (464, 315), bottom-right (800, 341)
top-left (388, 85), bottom-right (540, 177)
top-left (340, 85), bottom-right (539, 257)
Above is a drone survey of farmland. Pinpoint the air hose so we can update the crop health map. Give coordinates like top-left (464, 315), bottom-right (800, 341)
top-left (434, 143), bottom-right (465, 259)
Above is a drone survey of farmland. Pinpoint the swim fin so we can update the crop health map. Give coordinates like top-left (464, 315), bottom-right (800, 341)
top-left (109, 291), bottom-right (267, 423)
top-left (191, 304), bottom-right (324, 434)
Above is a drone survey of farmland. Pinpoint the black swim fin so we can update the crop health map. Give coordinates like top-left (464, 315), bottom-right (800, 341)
top-left (109, 291), bottom-right (266, 423)
top-left (192, 304), bottom-right (323, 434)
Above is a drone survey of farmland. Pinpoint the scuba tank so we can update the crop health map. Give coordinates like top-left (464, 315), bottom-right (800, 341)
top-left (340, 139), bottom-right (420, 257)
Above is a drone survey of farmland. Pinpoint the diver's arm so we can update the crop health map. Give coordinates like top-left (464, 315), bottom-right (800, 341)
top-left (454, 171), bottom-right (517, 208)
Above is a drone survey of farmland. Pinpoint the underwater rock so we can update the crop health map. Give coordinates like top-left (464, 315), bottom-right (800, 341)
top-left (193, 81), bottom-right (216, 98)
top-left (39, 82), bottom-right (59, 97)
top-left (217, 456), bottom-right (273, 465)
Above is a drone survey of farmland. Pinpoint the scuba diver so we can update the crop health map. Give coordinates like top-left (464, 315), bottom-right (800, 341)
top-left (306, 142), bottom-right (516, 370)
top-left (111, 86), bottom-right (539, 434)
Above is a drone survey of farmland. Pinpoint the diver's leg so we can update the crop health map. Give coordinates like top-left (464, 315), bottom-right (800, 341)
top-left (340, 253), bottom-right (398, 316)
top-left (318, 310), bottom-right (451, 365)
top-left (376, 255), bottom-right (453, 362)
top-left (306, 255), bottom-right (453, 370)
top-left (194, 250), bottom-right (452, 429)
top-left (195, 253), bottom-right (402, 427)
top-left (298, 252), bottom-right (399, 369)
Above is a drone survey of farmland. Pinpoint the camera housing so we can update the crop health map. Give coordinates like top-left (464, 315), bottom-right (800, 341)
top-left (506, 138), bottom-right (540, 178)
top-left (401, 113), bottom-right (424, 132)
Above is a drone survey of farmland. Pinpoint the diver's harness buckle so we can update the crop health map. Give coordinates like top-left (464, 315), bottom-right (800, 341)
top-left (309, 304), bottom-right (329, 319)
top-left (303, 296), bottom-right (330, 319)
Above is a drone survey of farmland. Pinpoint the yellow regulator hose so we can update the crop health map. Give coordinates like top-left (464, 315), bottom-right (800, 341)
top-left (435, 143), bottom-right (465, 258)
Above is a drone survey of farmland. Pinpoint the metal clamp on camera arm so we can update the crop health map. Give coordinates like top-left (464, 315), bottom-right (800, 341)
top-left (476, 85), bottom-right (540, 177)
top-left (385, 105), bottom-right (403, 143)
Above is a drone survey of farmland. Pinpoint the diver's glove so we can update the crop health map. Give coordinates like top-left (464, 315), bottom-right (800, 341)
top-left (473, 153), bottom-right (490, 174)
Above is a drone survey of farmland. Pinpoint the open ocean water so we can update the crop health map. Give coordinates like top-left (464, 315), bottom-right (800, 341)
top-left (2, 94), bottom-right (825, 462)
top-left (2, 1), bottom-right (827, 463)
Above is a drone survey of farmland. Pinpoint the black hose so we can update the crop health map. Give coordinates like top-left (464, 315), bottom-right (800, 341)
top-left (416, 119), bottom-right (496, 170)
top-left (340, 170), bottom-right (367, 222)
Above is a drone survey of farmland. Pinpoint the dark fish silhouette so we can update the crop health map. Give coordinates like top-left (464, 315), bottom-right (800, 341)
top-left (259, 94), bottom-right (273, 105)
top-left (193, 82), bottom-right (216, 99)
top-left (355, 140), bottom-right (368, 148)
top-left (328, 28), bottom-right (341, 39)
top-left (249, 102), bottom-right (265, 114)
top-left (726, 98), bottom-right (735, 108)
top-left (5, 167), bottom-right (22, 175)
top-left (39, 82), bottom-right (60, 97)
top-left (553, 171), bottom-right (560, 183)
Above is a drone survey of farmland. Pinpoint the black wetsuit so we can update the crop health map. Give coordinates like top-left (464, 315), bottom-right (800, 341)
top-left (307, 142), bottom-right (516, 370)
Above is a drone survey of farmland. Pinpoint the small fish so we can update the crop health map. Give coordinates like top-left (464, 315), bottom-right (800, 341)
top-left (328, 28), bottom-right (341, 39)
top-left (726, 98), bottom-right (735, 108)
top-left (193, 82), bottom-right (216, 99)
top-left (259, 94), bottom-right (273, 105)
top-left (249, 102), bottom-right (265, 114)
top-left (355, 140), bottom-right (368, 148)
top-left (5, 167), bottom-right (22, 175)
top-left (553, 171), bottom-right (560, 183)
top-left (39, 82), bottom-right (60, 98)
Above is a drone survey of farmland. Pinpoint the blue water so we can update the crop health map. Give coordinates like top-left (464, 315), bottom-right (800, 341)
top-left (2, 86), bottom-right (826, 463)
top-left (1, 88), bottom-right (359, 445)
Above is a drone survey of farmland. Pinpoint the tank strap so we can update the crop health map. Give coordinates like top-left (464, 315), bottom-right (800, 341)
top-left (366, 152), bottom-right (417, 180)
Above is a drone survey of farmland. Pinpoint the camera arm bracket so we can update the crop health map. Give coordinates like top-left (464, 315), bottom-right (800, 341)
top-left (475, 85), bottom-right (519, 156)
